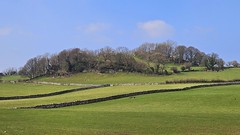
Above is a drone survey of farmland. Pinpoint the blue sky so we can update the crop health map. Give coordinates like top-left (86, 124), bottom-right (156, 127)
top-left (1, 0), bottom-right (240, 72)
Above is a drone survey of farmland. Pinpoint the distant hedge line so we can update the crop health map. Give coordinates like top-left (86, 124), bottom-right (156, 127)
top-left (19, 81), bottom-right (240, 109)
top-left (0, 84), bottom-right (110, 100)
top-left (165, 79), bottom-right (240, 84)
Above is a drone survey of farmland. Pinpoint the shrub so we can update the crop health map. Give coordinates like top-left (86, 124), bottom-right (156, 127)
top-left (184, 63), bottom-right (192, 71)
top-left (164, 70), bottom-right (170, 75)
top-left (181, 66), bottom-right (186, 71)
top-left (171, 67), bottom-right (179, 73)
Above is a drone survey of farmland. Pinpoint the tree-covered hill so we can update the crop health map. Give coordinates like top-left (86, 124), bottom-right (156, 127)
top-left (18, 41), bottom-right (238, 78)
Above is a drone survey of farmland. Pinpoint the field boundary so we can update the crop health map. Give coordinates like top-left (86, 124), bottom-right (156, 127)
top-left (165, 79), bottom-right (240, 84)
top-left (0, 84), bottom-right (110, 100)
top-left (18, 81), bottom-right (240, 109)
top-left (30, 81), bottom-right (104, 87)
top-left (28, 79), bottom-right (240, 86)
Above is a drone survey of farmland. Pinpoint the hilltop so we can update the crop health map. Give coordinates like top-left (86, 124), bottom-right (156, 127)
top-left (15, 41), bottom-right (239, 80)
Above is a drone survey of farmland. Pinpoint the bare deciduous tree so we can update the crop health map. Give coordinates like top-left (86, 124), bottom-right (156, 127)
top-left (3, 67), bottom-right (17, 76)
top-left (19, 40), bottom-right (225, 77)
top-left (174, 45), bottom-right (187, 64)
top-left (201, 53), bottom-right (222, 71)
top-left (228, 60), bottom-right (239, 67)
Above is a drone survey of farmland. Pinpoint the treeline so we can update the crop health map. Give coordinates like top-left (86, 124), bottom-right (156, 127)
top-left (133, 41), bottom-right (226, 73)
top-left (19, 47), bottom-right (145, 78)
top-left (17, 41), bottom-right (238, 78)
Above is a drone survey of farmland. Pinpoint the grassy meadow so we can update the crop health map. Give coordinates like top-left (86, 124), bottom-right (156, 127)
top-left (0, 83), bottom-right (80, 97)
top-left (0, 84), bottom-right (198, 108)
top-left (36, 68), bottom-right (240, 84)
top-left (0, 85), bottom-right (240, 134)
top-left (1, 75), bottom-right (28, 81)
top-left (1, 69), bottom-right (240, 134)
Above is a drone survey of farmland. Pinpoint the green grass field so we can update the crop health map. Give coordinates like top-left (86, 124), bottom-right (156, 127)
top-left (0, 85), bottom-right (240, 134)
top-left (1, 75), bottom-right (29, 81)
top-left (36, 68), bottom-right (240, 84)
top-left (0, 84), bottom-right (198, 108)
top-left (1, 69), bottom-right (240, 134)
top-left (0, 83), bottom-right (80, 97)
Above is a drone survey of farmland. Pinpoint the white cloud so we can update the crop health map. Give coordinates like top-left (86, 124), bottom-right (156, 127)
top-left (77, 22), bottom-right (110, 34)
top-left (0, 27), bottom-right (13, 36)
top-left (138, 20), bottom-right (174, 38)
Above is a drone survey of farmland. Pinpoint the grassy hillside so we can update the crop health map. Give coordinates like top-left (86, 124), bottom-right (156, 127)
top-left (0, 85), bottom-right (240, 134)
top-left (0, 83), bottom-right (80, 97)
top-left (0, 83), bottom-right (198, 108)
top-left (1, 69), bottom-right (240, 134)
top-left (1, 75), bottom-right (29, 81)
top-left (36, 68), bottom-right (240, 84)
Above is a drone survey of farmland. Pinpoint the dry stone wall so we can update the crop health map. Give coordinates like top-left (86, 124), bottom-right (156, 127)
top-left (19, 82), bottom-right (240, 109)
top-left (0, 84), bottom-right (110, 100)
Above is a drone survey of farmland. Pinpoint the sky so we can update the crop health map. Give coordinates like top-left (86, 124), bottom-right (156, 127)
top-left (1, 0), bottom-right (240, 72)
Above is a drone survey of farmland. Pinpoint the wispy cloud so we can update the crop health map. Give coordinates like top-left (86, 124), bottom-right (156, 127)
top-left (77, 22), bottom-right (110, 34)
top-left (138, 20), bottom-right (174, 38)
top-left (0, 27), bottom-right (13, 36)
